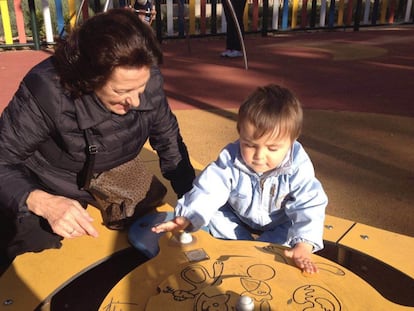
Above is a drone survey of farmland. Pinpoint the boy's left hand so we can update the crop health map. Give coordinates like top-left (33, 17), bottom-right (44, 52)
top-left (284, 242), bottom-right (318, 274)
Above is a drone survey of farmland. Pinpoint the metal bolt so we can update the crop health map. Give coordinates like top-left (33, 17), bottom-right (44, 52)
top-left (325, 225), bottom-right (334, 230)
top-left (360, 234), bottom-right (369, 240)
top-left (3, 299), bottom-right (13, 306)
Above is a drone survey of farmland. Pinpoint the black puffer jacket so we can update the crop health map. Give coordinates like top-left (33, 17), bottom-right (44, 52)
top-left (0, 57), bottom-right (195, 213)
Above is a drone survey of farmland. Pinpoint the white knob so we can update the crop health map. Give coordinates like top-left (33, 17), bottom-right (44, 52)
top-left (179, 231), bottom-right (193, 244)
top-left (236, 295), bottom-right (254, 311)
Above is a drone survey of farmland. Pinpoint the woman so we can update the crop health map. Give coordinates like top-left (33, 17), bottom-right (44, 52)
top-left (0, 9), bottom-right (195, 259)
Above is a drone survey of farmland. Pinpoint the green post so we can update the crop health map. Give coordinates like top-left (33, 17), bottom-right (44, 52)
top-left (28, 0), bottom-right (40, 50)
top-left (155, 0), bottom-right (162, 42)
top-left (262, 0), bottom-right (269, 37)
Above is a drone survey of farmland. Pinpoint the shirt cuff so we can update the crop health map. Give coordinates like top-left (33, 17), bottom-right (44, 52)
top-left (289, 237), bottom-right (321, 252)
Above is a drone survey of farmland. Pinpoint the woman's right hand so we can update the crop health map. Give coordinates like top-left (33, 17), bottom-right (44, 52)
top-left (26, 190), bottom-right (99, 239)
top-left (151, 216), bottom-right (190, 233)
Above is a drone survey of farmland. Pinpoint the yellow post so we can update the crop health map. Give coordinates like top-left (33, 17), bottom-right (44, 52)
top-left (0, 0), bottom-right (13, 44)
top-left (380, 0), bottom-right (388, 23)
top-left (243, 0), bottom-right (248, 29)
top-left (337, 0), bottom-right (345, 25)
top-left (189, 0), bottom-right (196, 35)
top-left (292, 0), bottom-right (299, 28)
top-left (68, 0), bottom-right (77, 29)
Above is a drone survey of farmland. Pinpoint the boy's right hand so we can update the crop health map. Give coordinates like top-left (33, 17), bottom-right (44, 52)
top-left (151, 216), bottom-right (190, 233)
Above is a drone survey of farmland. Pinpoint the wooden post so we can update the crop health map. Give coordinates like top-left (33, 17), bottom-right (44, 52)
top-left (82, 0), bottom-right (90, 21)
top-left (301, 0), bottom-right (309, 28)
top-left (346, 0), bottom-right (354, 25)
top-left (388, 0), bottom-right (396, 23)
top-left (252, 0), bottom-right (259, 31)
top-left (13, 0), bottom-right (27, 43)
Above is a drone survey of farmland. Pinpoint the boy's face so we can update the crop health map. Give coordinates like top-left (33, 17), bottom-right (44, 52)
top-left (239, 122), bottom-right (292, 174)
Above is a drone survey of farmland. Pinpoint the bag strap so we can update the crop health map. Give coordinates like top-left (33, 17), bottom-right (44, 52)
top-left (78, 129), bottom-right (98, 190)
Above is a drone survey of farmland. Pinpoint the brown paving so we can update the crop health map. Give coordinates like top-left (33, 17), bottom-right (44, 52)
top-left (1, 26), bottom-right (413, 237)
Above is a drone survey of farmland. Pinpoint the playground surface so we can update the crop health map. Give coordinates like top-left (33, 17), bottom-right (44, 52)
top-left (1, 25), bottom-right (413, 237)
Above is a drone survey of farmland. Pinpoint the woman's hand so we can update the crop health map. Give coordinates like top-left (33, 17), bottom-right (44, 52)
top-left (151, 216), bottom-right (190, 233)
top-left (284, 242), bottom-right (318, 274)
top-left (26, 190), bottom-right (99, 239)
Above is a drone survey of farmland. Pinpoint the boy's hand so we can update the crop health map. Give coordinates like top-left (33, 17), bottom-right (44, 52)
top-left (284, 242), bottom-right (318, 274)
top-left (152, 216), bottom-right (190, 233)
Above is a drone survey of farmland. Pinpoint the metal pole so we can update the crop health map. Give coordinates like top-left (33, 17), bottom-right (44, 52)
top-left (76, 0), bottom-right (86, 25)
top-left (103, 0), bottom-right (113, 12)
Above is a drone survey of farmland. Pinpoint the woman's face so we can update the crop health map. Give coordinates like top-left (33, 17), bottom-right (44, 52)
top-left (94, 66), bottom-right (151, 115)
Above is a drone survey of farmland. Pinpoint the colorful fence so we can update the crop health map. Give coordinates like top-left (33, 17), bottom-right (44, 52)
top-left (0, 0), bottom-right (413, 49)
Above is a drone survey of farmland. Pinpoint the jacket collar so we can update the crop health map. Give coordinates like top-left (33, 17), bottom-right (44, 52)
top-left (74, 94), bottom-right (112, 130)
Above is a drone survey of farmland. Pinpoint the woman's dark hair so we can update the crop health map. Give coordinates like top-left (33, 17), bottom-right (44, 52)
top-left (53, 8), bottom-right (163, 97)
top-left (237, 84), bottom-right (303, 142)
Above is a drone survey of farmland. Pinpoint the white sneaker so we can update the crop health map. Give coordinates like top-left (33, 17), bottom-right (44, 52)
top-left (226, 50), bottom-right (243, 58)
top-left (220, 49), bottom-right (232, 57)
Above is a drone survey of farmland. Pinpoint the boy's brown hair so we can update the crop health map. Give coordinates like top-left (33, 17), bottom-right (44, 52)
top-left (237, 84), bottom-right (303, 142)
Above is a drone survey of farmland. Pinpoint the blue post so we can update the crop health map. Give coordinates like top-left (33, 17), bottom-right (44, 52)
top-left (328, 0), bottom-right (335, 28)
top-left (372, 0), bottom-right (379, 25)
top-left (54, 0), bottom-right (65, 37)
top-left (282, 0), bottom-right (289, 29)
top-left (178, 0), bottom-right (185, 37)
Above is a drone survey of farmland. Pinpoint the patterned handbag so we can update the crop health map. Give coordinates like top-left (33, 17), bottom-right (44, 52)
top-left (80, 130), bottom-right (167, 230)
